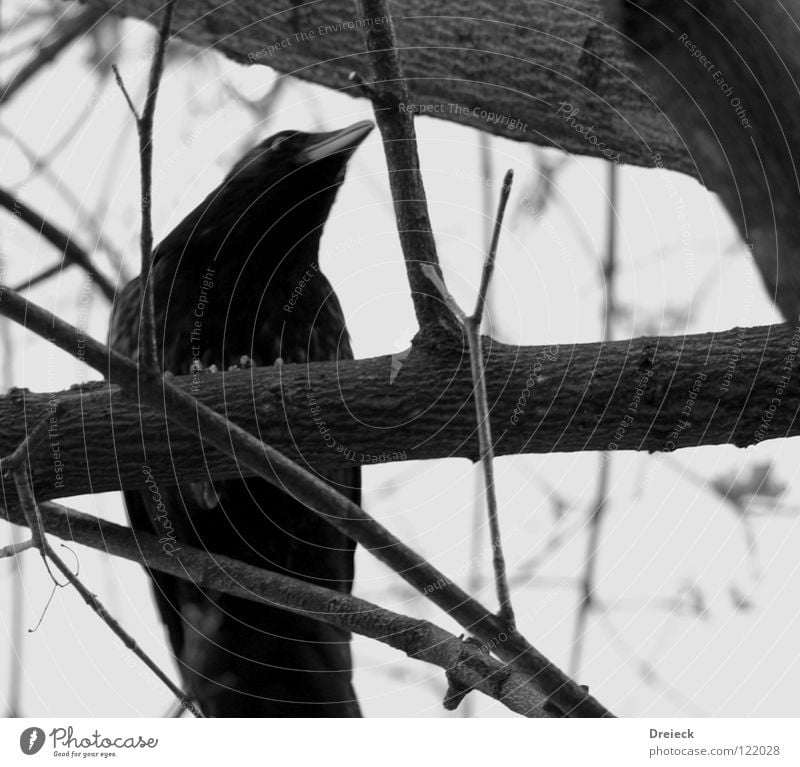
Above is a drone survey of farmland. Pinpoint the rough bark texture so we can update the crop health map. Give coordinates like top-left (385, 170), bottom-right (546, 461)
top-left (84, 0), bottom-right (695, 175)
top-left (603, 0), bottom-right (800, 320)
top-left (1, 324), bottom-right (797, 515)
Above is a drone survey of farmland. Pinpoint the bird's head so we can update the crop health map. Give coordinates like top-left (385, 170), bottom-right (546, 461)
top-left (219, 120), bottom-right (373, 266)
top-left (227, 120), bottom-right (374, 191)
top-left (155, 120), bottom-right (374, 278)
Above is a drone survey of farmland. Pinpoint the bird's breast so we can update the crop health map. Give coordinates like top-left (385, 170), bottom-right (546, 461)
top-left (156, 261), bottom-right (350, 373)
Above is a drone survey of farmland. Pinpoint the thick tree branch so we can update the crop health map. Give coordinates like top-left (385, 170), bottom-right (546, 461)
top-left (2, 500), bottom-right (550, 718)
top-left (0, 287), bottom-right (610, 717)
top-left (602, 0), bottom-right (800, 321)
top-left (85, 0), bottom-right (694, 175)
top-left (355, 0), bottom-right (456, 333)
top-left (0, 322), bottom-right (795, 509)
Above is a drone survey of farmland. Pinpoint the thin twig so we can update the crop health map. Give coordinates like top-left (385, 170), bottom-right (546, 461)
top-left (5, 522), bottom-right (25, 716)
top-left (570, 161), bottom-right (618, 677)
top-left (11, 259), bottom-right (68, 293)
top-left (469, 170), bottom-right (515, 626)
top-left (141, 0), bottom-right (175, 371)
top-left (5, 417), bottom-right (58, 548)
top-left (473, 170), bottom-right (513, 323)
top-left (0, 122), bottom-right (128, 275)
top-left (0, 311), bottom-right (24, 716)
top-left (4, 454), bottom-right (202, 717)
top-left (7, 417), bottom-right (80, 586)
top-left (10, 466), bottom-right (46, 549)
top-left (9, 461), bottom-right (64, 588)
top-left (464, 325), bottom-right (511, 622)
top-left (0, 5), bottom-right (106, 105)
top-left (0, 285), bottom-right (612, 717)
top-left (463, 131), bottom-right (497, 719)
top-left (3, 499), bottom-right (551, 718)
top-left (112, 0), bottom-right (177, 371)
top-left (138, 0), bottom-right (176, 373)
top-left (354, 0), bottom-right (458, 335)
top-left (44, 545), bottom-right (202, 717)
top-left (422, 170), bottom-right (516, 627)
top-left (466, 170), bottom-right (514, 626)
top-left (111, 65), bottom-right (139, 121)
top-left (0, 187), bottom-right (115, 301)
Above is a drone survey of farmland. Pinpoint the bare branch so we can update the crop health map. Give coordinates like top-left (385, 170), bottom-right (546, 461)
top-left (2, 500), bottom-right (551, 718)
top-left (2, 452), bottom-right (201, 717)
top-left (113, 0), bottom-right (177, 371)
top-left (422, 170), bottom-right (516, 627)
top-left (111, 65), bottom-right (140, 121)
top-left (0, 187), bottom-right (115, 301)
top-left (81, 0), bottom-right (693, 174)
top-left (467, 170), bottom-right (515, 625)
top-left (571, 161), bottom-right (618, 677)
top-left (0, 122), bottom-right (128, 274)
top-left (354, 0), bottom-right (458, 335)
top-left (0, 537), bottom-right (35, 558)
top-left (0, 5), bottom-right (106, 105)
top-left (10, 260), bottom-right (68, 294)
top-left (0, 285), bottom-right (612, 717)
top-left (472, 170), bottom-right (513, 323)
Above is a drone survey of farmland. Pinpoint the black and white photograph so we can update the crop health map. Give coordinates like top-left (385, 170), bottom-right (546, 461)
top-left (1, 0), bottom-right (799, 762)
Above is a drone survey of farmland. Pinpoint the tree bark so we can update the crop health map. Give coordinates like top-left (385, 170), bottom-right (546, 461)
top-left (602, 0), bottom-right (800, 320)
top-left (2, 323), bottom-right (797, 515)
top-left (0, 500), bottom-right (549, 717)
top-left (86, 0), bottom-right (694, 175)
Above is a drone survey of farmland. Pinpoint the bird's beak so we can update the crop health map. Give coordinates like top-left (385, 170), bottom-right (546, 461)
top-left (300, 120), bottom-right (374, 164)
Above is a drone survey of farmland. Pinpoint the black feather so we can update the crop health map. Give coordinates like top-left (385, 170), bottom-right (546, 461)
top-left (108, 121), bottom-right (372, 716)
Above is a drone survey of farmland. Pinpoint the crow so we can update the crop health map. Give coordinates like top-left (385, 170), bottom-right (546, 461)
top-left (108, 120), bottom-right (373, 716)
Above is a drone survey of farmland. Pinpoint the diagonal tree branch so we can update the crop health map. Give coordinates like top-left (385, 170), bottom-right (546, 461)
top-left (0, 5), bottom-right (107, 105)
top-left (0, 187), bottom-right (116, 302)
top-left (1, 450), bottom-right (201, 716)
top-left (0, 123), bottom-right (128, 276)
top-left (2, 499), bottom-right (551, 718)
top-left (0, 285), bottom-right (611, 717)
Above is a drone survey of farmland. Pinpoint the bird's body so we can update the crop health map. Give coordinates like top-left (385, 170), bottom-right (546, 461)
top-left (109, 121), bottom-right (372, 716)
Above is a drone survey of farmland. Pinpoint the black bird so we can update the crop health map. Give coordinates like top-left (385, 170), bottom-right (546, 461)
top-left (108, 120), bottom-right (373, 716)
